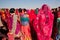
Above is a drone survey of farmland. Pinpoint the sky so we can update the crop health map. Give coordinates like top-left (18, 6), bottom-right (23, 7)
top-left (0, 0), bottom-right (60, 9)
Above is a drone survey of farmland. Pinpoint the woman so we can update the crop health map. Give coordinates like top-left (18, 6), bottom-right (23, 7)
top-left (51, 8), bottom-right (58, 40)
top-left (33, 4), bottom-right (54, 40)
top-left (7, 8), bottom-right (21, 40)
top-left (0, 12), bottom-right (9, 40)
top-left (20, 9), bottom-right (32, 40)
top-left (35, 8), bottom-right (39, 15)
top-left (28, 9), bottom-right (38, 40)
top-left (56, 7), bottom-right (60, 40)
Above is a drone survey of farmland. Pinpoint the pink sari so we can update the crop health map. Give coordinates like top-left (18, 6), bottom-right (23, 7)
top-left (7, 14), bottom-right (21, 40)
top-left (33, 4), bottom-right (54, 40)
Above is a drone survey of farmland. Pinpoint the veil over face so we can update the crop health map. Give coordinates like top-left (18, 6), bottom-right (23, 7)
top-left (41, 4), bottom-right (50, 11)
top-left (33, 4), bottom-right (54, 40)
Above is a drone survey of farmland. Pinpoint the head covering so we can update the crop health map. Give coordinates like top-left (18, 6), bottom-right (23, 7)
top-left (41, 4), bottom-right (50, 10)
top-left (33, 4), bottom-right (54, 40)
top-left (15, 9), bottom-right (18, 15)
top-left (29, 9), bottom-right (36, 22)
top-left (5, 8), bottom-right (10, 19)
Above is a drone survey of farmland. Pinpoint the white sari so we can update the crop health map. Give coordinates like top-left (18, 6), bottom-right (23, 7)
top-left (11, 14), bottom-right (17, 34)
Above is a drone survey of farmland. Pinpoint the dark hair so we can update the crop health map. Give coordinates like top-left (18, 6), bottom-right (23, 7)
top-left (52, 9), bottom-right (54, 10)
top-left (58, 7), bottom-right (60, 8)
top-left (10, 8), bottom-right (15, 13)
top-left (18, 8), bottom-right (22, 13)
top-left (36, 8), bottom-right (39, 9)
top-left (55, 8), bottom-right (57, 11)
top-left (23, 8), bottom-right (27, 12)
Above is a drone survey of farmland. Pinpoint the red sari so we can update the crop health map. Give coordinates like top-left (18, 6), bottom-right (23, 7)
top-left (33, 4), bottom-right (54, 40)
top-left (5, 9), bottom-right (11, 30)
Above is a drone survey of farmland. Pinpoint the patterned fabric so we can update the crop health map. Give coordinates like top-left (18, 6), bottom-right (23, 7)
top-left (7, 15), bottom-right (13, 31)
top-left (11, 14), bottom-right (17, 34)
top-left (20, 14), bottom-right (29, 22)
top-left (7, 14), bottom-right (21, 37)
top-left (20, 13), bottom-right (32, 40)
top-left (15, 21), bottom-right (20, 35)
top-left (28, 9), bottom-right (36, 22)
top-left (33, 4), bottom-right (54, 40)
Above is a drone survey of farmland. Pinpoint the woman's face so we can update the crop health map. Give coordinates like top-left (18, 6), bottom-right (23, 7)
top-left (43, 5), bottom-right (48, 11)
top-left (22, 10), bottom-right (24, 13)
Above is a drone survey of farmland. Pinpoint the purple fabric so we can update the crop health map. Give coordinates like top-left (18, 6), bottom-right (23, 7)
top-left (15, 22), bottom-right (20, 34)
top-left (9, 16), bottom-right (13, 30)
top-left (8, 15), bottom-right (20, 35)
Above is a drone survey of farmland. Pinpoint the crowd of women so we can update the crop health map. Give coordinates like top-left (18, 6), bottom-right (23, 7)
top-left (0, 4), bottom-right (60, 40)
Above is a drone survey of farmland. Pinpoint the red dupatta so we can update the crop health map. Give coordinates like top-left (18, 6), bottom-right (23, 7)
top-left (28, 9), bottom-right (36, 22)
top-left (5, 9), bottom-right (11, 30)
top-left (15, 9), bottom-right (18, 15)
